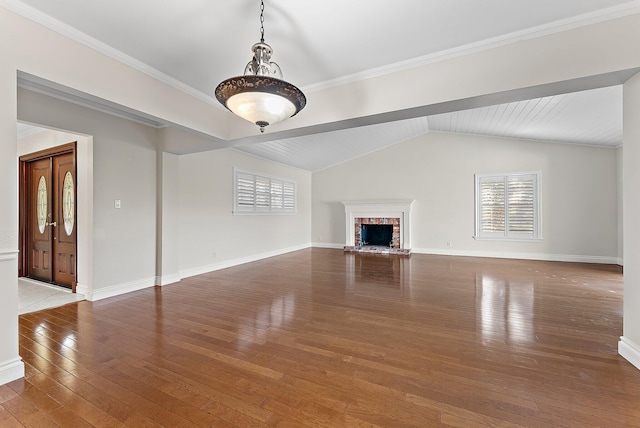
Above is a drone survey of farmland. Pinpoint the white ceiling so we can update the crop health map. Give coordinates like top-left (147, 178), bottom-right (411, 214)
top-left (236, 86), bottom-right (623, 171)
top-left (9, 0), bottom-right (637, 171)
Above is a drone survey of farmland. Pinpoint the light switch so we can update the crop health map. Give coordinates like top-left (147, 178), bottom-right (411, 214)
top-left (114, 199), bottom-right (121, 209)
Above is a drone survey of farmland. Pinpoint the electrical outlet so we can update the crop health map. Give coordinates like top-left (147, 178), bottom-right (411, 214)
top-left (114, 199), bottom-right (121, 209)
top-left (446, 241), bottom-right (452, 247)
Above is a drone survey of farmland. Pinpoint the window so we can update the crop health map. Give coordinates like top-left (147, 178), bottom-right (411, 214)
top-left (234, 169), bottom-right (296, 214)
top-left (474, 171), bottom-right (541, 240)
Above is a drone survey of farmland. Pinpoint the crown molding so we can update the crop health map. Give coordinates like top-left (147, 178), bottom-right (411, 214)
top-left (303, 1), bottom-right (640, 93)
top-left (3, 0), bottom-right (640, 100)
top-left (0, 0), bottom-right (218, 105)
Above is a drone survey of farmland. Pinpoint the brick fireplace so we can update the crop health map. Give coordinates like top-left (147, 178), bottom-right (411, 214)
top-left (355, 217), bottom-right (400, 248)
top-left (342, 200), bottom-right (414, 255)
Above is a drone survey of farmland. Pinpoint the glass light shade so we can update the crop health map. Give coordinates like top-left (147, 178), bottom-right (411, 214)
top-left (215, 75), bottom-right (306, 133)
top-left (226, 91), bottom-right (296, 128)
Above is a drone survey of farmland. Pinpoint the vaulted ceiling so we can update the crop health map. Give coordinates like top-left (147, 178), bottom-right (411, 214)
top-left (10, 0), bottom-right (636, 171)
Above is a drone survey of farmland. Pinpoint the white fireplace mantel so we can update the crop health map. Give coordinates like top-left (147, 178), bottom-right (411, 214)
top-left (342, 200), bottom-right (414, 249)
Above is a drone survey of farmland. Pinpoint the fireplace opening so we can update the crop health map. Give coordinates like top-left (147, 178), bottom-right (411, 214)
top-left (361, 224), bottom-right (393, 247)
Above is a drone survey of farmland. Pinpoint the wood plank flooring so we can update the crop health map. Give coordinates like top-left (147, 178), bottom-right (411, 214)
top-left (3, 248), bottom-right (640, 427)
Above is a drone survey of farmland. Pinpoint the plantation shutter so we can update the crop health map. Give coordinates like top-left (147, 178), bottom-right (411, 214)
top-left (234, 169), bottom-right (296, 214)
top-left (507, 174), bottom-right (535, 235)
top-left (479, 177), bottom-right (505, 235)
top-left (283, 181), bottom-right (295, 211)
top-left (235, 172), bottom-right (256, 212)
top-left (271, 179), bottom-right (284, 210)
top-left (255, 176), bottom-right (271, 211)
top-left (475, 172), bottom-right (540, 240)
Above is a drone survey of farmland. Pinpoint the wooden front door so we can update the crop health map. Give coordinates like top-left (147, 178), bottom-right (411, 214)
top-left (20, 143), bottom-right (77, 291)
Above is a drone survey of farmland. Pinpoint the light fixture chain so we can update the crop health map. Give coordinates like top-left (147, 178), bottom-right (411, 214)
top-left (260, 0), bottom-right (265, 42)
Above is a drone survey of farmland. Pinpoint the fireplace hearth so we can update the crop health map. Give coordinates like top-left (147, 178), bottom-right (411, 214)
top-left (342, 200), bottom-right (414, 256)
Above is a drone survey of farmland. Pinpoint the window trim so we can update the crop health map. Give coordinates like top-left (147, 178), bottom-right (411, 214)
top-left (233, 168), bottom-right (297, 215)
top-left (474, 170), bottom-right (542, 241)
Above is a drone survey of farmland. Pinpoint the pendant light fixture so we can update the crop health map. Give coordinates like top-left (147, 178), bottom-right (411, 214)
top-left (215, 0), bottom-right (306, 133)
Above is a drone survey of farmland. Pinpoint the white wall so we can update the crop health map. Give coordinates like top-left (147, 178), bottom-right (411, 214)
top-left (0, 64), bottom-right (22, 385)
top-left (18, 128), bottom-right (84, 155)
top-left (18, 89), bottom-right (158, 300)
top-left (157, 152), bottom-right (180, 285)
top-left (617, 147), bottom-right (624, 264)
top-left (178, 149), bottom-right (312, 278)
top-left (312, 132), bottom-right (618, 263)
top-left (620, 72), bottom-right (640, 370)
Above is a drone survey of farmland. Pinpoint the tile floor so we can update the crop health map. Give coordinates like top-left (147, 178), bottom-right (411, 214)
top-left (18, 277), bottom-right (84, 315)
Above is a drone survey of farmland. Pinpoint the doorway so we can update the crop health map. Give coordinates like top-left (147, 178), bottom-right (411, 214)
top-left (19, 142), bottom-right (77, 291)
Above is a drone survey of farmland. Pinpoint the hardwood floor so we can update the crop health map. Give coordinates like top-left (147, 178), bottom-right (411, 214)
top-left (3, 249), bottom-right (640, 427)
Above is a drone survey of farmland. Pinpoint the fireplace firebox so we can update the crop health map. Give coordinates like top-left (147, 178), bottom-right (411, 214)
top-left (361, 224), bottom-right (393, 247)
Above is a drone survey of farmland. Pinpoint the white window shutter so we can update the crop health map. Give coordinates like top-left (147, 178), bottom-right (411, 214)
top-left (234, 168), bottom-right (296, 214)
top-left (235, 172), bottom-right (256, 212)
top-left (507, 174), bottom-right (536, 235)
top-left (475, 171), bottom-right (540, 240)
top-left (271, 179), bottom-right (284, 210)
top-left (480, 177), bottom-right (505, 235)
top-left (283, 181), bottom-right (295, 211)
top-left (255, 175), bottom-right (271, 211)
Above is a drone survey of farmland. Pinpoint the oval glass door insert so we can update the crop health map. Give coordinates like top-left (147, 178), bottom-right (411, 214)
top-left (37, 175), bottom-right (47, 234)
top-left (62, 171), bottom-right (75, 235)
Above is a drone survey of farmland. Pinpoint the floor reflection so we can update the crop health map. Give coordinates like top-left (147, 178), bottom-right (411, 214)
top-left (346, 253), bottom-right (407, 291)
top-left (154, 286), bottom-right (165, 356)
top-left (477, 275), bottom-right (534, 344)
top-left (237, 292), bottom-right (296, 351)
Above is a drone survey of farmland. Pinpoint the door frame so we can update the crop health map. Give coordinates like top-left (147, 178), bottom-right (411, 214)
top-left (19, 142), bottom-right (77, 291)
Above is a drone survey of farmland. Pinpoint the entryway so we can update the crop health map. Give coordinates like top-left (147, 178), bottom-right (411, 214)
top-left (18, 277), bottom-right (83, 314)
top-left (19, 142), bottom-right (77, 291)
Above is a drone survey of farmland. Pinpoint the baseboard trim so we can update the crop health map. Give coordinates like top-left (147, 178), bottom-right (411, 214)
top-left (0, 357), bottom-right (24, 386)
top-left (411, 248), bottom-right (619, 264)
top-left (156, 273), bottom-right (181, 286)
top-left (82, 245), bottom-right (313, 300)
top-left (85, 277), bottom-right (156, 302)
top-left (180, 243), bottom-right (312, 280)
top-left (310, 244), bottom-right (619, 264)
top-left (619, 336), bottom-right (640, 371)
top-left (311, 242), bottom-right (343, 249)
top-left (75, 282), bottom-right (90, 296)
